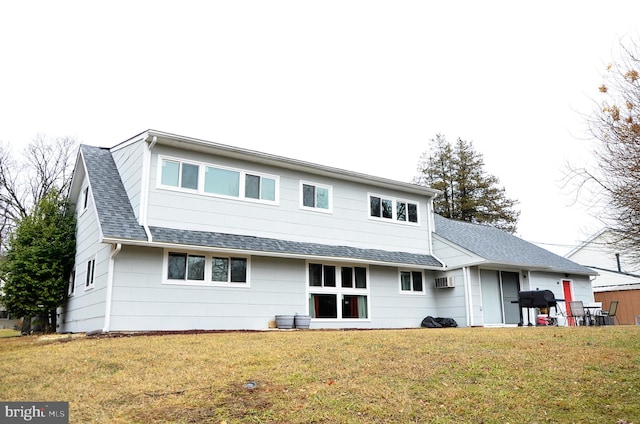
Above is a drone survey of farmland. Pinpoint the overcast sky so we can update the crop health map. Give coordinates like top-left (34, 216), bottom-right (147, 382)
top-left (1, 1), bottom-right (639, 255)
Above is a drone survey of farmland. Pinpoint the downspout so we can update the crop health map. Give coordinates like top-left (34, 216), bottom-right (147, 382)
top-left (103, 243), bottom-right (122, 333)
top-left (140, 135), bottom-right (157, 242)
top-left (463, 266), bottom-right (473, 327)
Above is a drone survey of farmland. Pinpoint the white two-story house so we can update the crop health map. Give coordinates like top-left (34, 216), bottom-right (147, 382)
top-left (59, 130), bottom-right (595, 333)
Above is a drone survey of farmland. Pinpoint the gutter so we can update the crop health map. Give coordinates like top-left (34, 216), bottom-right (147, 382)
top-left (102, 243), bottom-right (122, 333)
top-left (101, 236), bottom-right (445, 271)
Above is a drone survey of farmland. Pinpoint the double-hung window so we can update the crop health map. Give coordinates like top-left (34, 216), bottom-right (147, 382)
top-left (165, 251), bottom-right (249, 286)
top-left (400, 270), bottom-right (424, 294)
top-left (369, 194), bottom-right (419, 224)
top-left (308, 262), bottom-right (369, 319)
top-left (301, 181), bottom-right (331, 212)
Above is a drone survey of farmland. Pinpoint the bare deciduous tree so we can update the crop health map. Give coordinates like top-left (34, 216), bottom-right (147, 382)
top-left (566, 37), bottom-right (640, 260)
top-left (0, 135), bottom-right (78, 249)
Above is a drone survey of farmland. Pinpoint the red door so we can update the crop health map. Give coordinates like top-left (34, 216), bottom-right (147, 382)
top-left (562, 280), bottom-right (574, 326)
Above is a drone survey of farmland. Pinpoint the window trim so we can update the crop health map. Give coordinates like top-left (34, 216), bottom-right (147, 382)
top-left (398, 269), bottom-right (426, 295)
top-left (299, 180), bottom-right (333, 213)
top-left (368, 193), bottom-right (420, 225)
top-left (162, 249), bottom-right (251, 287)
top-left (85, 258), bottom-right (95, 291)
top-left (306, 261), bottom-right (370, 321)
top-left (157, 155), bottom-right (279, 205)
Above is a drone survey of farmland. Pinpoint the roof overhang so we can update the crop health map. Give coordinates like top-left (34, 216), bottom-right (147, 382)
top-left (101, 236), bottom-right (445, 271)
top-left (114, 129), bottom-right (440, 198)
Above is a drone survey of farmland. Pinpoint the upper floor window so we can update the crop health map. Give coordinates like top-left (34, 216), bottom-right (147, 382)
top-left (245, 174), bottom-right (276, 201)
top-left (78, 186), bottom-right (90, 216)
top-left (82, 186), bottom-right (90, 210)
top-left (161, 159), bottom-right (199, 190)
top-left (159, 156), bottom-right (278, 204)
top-left (369, 194), bottom-right (419, 224)
top-left (204, 166), bottom-right (240, 197)
top-left (301, 181), bottom-right (331, 212)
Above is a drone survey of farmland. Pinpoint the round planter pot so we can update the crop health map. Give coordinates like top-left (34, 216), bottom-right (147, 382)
top-left (275, 315), bottom-right (295, 329)
top-left (294, 315), bottom-right (311, 329)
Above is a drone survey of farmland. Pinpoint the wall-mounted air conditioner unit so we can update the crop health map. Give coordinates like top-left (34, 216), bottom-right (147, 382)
top-left (434, 276), bottom-right (455, 288)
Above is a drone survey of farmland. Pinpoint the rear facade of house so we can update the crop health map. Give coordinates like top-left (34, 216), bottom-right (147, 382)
top-left (60, 131), bottom-right (452, 333)
top-left (59, 130), bottom-right (596, 333)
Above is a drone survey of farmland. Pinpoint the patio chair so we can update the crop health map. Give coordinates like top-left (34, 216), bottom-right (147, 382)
top-left (567, 301), bottom-right (586, 326)
top-left (596, 300), bottom-right (619, 325)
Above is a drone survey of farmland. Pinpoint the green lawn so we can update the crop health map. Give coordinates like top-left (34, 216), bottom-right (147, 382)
top-left (1, 327), bottom-right (638, 423)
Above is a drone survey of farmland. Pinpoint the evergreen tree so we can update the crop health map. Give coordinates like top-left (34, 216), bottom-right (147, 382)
top-left (0, 190), bottom-right (76, 333)
top-left (414, 134), bottom-right (520, 233)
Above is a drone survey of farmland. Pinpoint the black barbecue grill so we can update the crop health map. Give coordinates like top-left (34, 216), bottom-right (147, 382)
top-left (514, 290), bottom-right (563, 326)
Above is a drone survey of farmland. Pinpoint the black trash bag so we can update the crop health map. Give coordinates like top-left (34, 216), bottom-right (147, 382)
top-left (435, 317), bottom-right (458, 328)
top-left (421, 316), bottom-right (443, 328)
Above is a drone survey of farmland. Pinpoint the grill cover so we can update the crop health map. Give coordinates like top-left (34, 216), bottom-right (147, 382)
top-left (517, 290), bottom-right (558, 308)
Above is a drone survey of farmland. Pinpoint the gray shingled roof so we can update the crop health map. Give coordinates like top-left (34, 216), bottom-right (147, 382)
top-left (81, 144), bottom-right (442, 268)
top-left (81, 145), bottom-right (148, 240)
top-left (149, 226), bottom-right (442, 267)
top-left (433, 214), bottom-right (596, 275)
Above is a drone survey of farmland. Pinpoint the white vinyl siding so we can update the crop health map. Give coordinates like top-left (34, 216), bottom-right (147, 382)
top-left (148, 147), bottom-right (432, 256)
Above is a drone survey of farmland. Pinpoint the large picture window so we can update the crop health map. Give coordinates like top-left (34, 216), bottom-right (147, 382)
top-left (165, 251), bottom-right (249, 286)
top-left (204, 167), bottom-right (240, 197)
top-left (308, 262), bottom-right (369, 320)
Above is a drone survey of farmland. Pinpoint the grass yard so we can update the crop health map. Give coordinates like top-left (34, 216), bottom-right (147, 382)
top-left (1, 326), bottom-right (639, 423)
